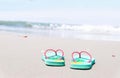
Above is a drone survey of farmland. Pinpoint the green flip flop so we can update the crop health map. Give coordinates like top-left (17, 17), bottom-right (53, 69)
top-left (70, 51), bottom-right (95, 70)
top-left (42, 49), bottom-right (65, 66)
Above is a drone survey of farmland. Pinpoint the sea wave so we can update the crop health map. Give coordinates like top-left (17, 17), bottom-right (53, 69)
top-left (1, 21), bottom-right (120, 41)
top-left (1, 21), bottom-right (120, 35)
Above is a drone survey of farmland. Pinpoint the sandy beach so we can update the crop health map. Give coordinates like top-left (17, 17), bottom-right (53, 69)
top-left (0, 32), bottom-right (120, 78)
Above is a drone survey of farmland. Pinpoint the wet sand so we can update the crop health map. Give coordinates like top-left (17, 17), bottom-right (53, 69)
top-left (0, 32), bottom-right (120, 78)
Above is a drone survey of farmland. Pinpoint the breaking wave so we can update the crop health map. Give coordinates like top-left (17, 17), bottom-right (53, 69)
top-left (0, 21), bottom-right (120, 41)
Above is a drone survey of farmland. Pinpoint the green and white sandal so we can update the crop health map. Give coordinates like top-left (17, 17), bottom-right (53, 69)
top-left (70, 51), bottom-right (95, 69)
top-left (42, 49), bottom-right (65, 66)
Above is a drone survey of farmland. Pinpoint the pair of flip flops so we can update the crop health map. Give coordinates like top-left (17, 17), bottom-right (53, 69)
top-left (42, 49), bottom-right (95, 69)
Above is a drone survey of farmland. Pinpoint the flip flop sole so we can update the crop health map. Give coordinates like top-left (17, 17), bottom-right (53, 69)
top-left (70, 58), bottom-right (95, 69)
top-left (42, 56), bottom-right (65, 66)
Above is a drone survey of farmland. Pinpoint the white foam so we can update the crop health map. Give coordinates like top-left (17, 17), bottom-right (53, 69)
top-left (52, 24), bottom-right (120, 35)
top-left (1, 23), bottom-right (120, 41)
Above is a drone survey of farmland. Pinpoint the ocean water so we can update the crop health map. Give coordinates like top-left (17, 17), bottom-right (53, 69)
top-left (0, 21), bottom-right (120, 41)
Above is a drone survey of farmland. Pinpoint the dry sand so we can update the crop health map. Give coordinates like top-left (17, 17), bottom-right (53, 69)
top-left (0, 32), bottom-right (120, 78)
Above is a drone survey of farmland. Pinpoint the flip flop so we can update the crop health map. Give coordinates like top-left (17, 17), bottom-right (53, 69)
top-left (42, 49), bottom-right (65, 66)
top-left (70, 51), bottom-right (95, 69)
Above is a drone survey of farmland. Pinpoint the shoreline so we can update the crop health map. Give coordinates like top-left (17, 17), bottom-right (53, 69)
top-left (1, 31), bottom-right (120, 42)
